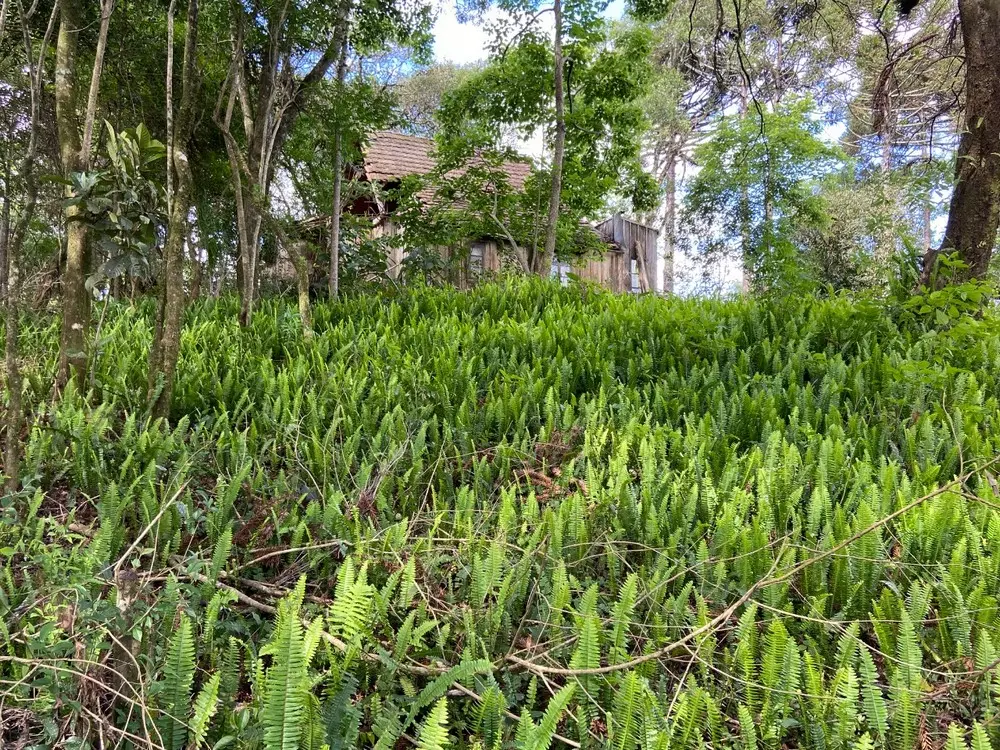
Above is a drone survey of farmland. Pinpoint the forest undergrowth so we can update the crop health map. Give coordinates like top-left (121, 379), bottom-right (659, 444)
top-left (3, 278), bottom-right (1000, 750)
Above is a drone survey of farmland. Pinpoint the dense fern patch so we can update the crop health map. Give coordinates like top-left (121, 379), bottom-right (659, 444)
top-left (3, 278), bottom-right (1000, 749)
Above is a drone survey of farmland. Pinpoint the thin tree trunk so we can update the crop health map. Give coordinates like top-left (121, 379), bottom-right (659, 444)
top-left (922, 136), bottom-right (932, 253)
top-left (189, 219), bottom-right (202, 301)
top-left (536, 0), bottom-right (564, 277)
top-left (148, 0), bottom-right (198, 419)
top-left (0, 151), bottom-right (9, 301)
top-left (328, 0), bottom-right (351, 299)
top-left (922, 0), bottom-right (1000, 282)
top-left (55, 0), bottom-right (88, 388)
top-left (738, 81), bottom-right (752, 293)
top-left (290, 239), bottom-right (313, 337)
top-left (661, 150), bottom-right (676, 295)
top-left (218, 0), bottom-right (345, 326)
top-left (80, 0), bottom-right (114, 162)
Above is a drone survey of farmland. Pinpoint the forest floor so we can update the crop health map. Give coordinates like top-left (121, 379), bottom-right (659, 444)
top-left (2, 278), bottom-right (1000, 750)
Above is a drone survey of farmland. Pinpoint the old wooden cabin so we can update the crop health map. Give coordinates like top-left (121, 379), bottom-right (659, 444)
top-left (286, 131), bottom-right (658, 293)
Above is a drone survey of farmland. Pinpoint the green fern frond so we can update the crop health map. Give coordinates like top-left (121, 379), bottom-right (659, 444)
top-left (477, 685), bottom-right (507, 750)
top-left (209, 526), bottom-right (233, 585)
top-left (859, 648), bottom-right (888, 745)
top-left (262, 577), bottom-right (308, 750)
top-left (971, 723), bottom-right (994, 750)
top-left (611, 672), bottom-right (643, 750)
top-left (947, 723), bottom-right (970, 750)
top-left (416, 698), bottom-right (450, 750)
top-left (404, 659), bottom-right (492, 730)
top-left (737, 703), bottom-right (757, 750)
top-left (531, 684), bottom-right (576, 750)
top-left (611, 574), bottom-right (638, 661)
top-left (159, 616), bottom-right (197, 750)
top-left (189, 673), bottom-right (221, 749)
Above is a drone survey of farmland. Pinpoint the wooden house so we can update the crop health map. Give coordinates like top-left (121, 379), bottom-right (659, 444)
top-left (286, 131), bottom-right (659, 293)
top-left (557, 215), bottom-right (658, 294)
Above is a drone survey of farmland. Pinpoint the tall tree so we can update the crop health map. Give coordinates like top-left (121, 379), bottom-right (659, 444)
top-left (921, 0), bottom-right (1000, 281)
top-left (56, 0), bottom-right (114, 387)
top-left (537, 0), bottom-right (564, 276)
top-left (213, 0), bottom-right (433, 324)
top-left (684, 98), bottom-right (845, 292)
top-left (328, 0), bottom-right (352, 300)
top-left (148, 0), bottom-right (199, 419)
top-left (439, 3), bottom-right (657, 273)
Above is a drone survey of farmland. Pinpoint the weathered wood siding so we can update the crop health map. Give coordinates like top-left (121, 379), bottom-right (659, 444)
top-left (573, 250), bottom-right (628, 292)
top-left (594, 215), bottom-right (658, 293)
top-left (369, 212), bottom-right (656, 294)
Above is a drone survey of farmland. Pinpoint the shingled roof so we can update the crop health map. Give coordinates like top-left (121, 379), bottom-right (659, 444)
top-left (363, 131), bottom-right (533, 192)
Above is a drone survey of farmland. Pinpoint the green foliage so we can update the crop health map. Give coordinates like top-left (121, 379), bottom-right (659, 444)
top-left (159, 616), bottom-right (197, 750)
top-left (685, 98), bottom-right (846, 292)
top-left (61, 122), bottom-right (167, 291)
top-left (4, 279), bottom-right (1000, 747)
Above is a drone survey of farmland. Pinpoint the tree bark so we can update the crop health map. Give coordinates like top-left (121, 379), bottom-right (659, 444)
top-left (328, 0), bottom-right (352, 300)
top-left (536, 0), bottom-right (564, 277)
top-left (218, 0), bottom-right (347, 325)
top-left (922, 0), bottom-right (1000, 282)
top-left (188, 219), bottom-right (202, 301)
top-left (661, 149), bottom-right (676, 295)
top-left (738, 81), bottom-right (752, 293)
top-left (0, 150), bottom-right (10, 301)
top-left (290, 239), bottom-right (314, 338)
top-left (55, 0), bottom-right (89, 388)
top-left (56, 0), bottom-right (113, 388)
top-left (148, 0), bottom-right (198, 420)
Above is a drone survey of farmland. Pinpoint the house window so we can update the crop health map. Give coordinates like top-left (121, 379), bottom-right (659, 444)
top-left (470, 242), bottom-right (486, 276)
top-left (551, 259), bottom-right (571, 286)
top-left (630, 259), bottom-right (641, 293)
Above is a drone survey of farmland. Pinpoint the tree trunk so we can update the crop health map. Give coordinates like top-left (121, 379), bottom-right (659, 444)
top-left (188, 220), bottom-right (202, 301)
top-left (290, 239), bottom-right (313, 338)
top-left (328, 0), bottom-right (352, 300)
top-left (536, 0), bottom-right (564, 277)
top-left (922, 137), bottom-right (932, 253)
top-left (738, 81), bottom-right (752, 293)
top-left (0, 152), bottom-right (9, 301)
top-left (55, 0), bottom-right (89, 388)
top-left (218, 1), bottom-right (347, 326)
top-left (875, 114), bottom-right (897, 268)
top-left (923, 0), bottom-right (1000, 282)
top-left (661, 150), bottom-right (676, 295)
top-left (148, 0), bottom-right (198, 420)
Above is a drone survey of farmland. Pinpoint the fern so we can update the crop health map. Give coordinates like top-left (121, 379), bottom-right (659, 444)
top-left (737, 703), bottom-right (757, 750)
top-left (404, 659), bottom-right (493, 730)
top-left (416, 698), bottom-right (450, 750)
top-left (971, 723), bottom-right (994, 750)
top-left (324, 673), bottom-right (362, 750)
top-left (947, 723), bottom-right (969, 750)
top-left (261, 577), bottom-right (308, 750)
top-left (611, 672), bottom-right (643, 750)
top-left (208, 527), bottom-right (233, 585)
top-left (188, 673), bottom-right (221, 749)
top-left (159, 616), bottom-right (197, 750)
top-left (859, 649), bottom-right (888, 745)
top-left (477, 685), bottom-right (507, 750)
